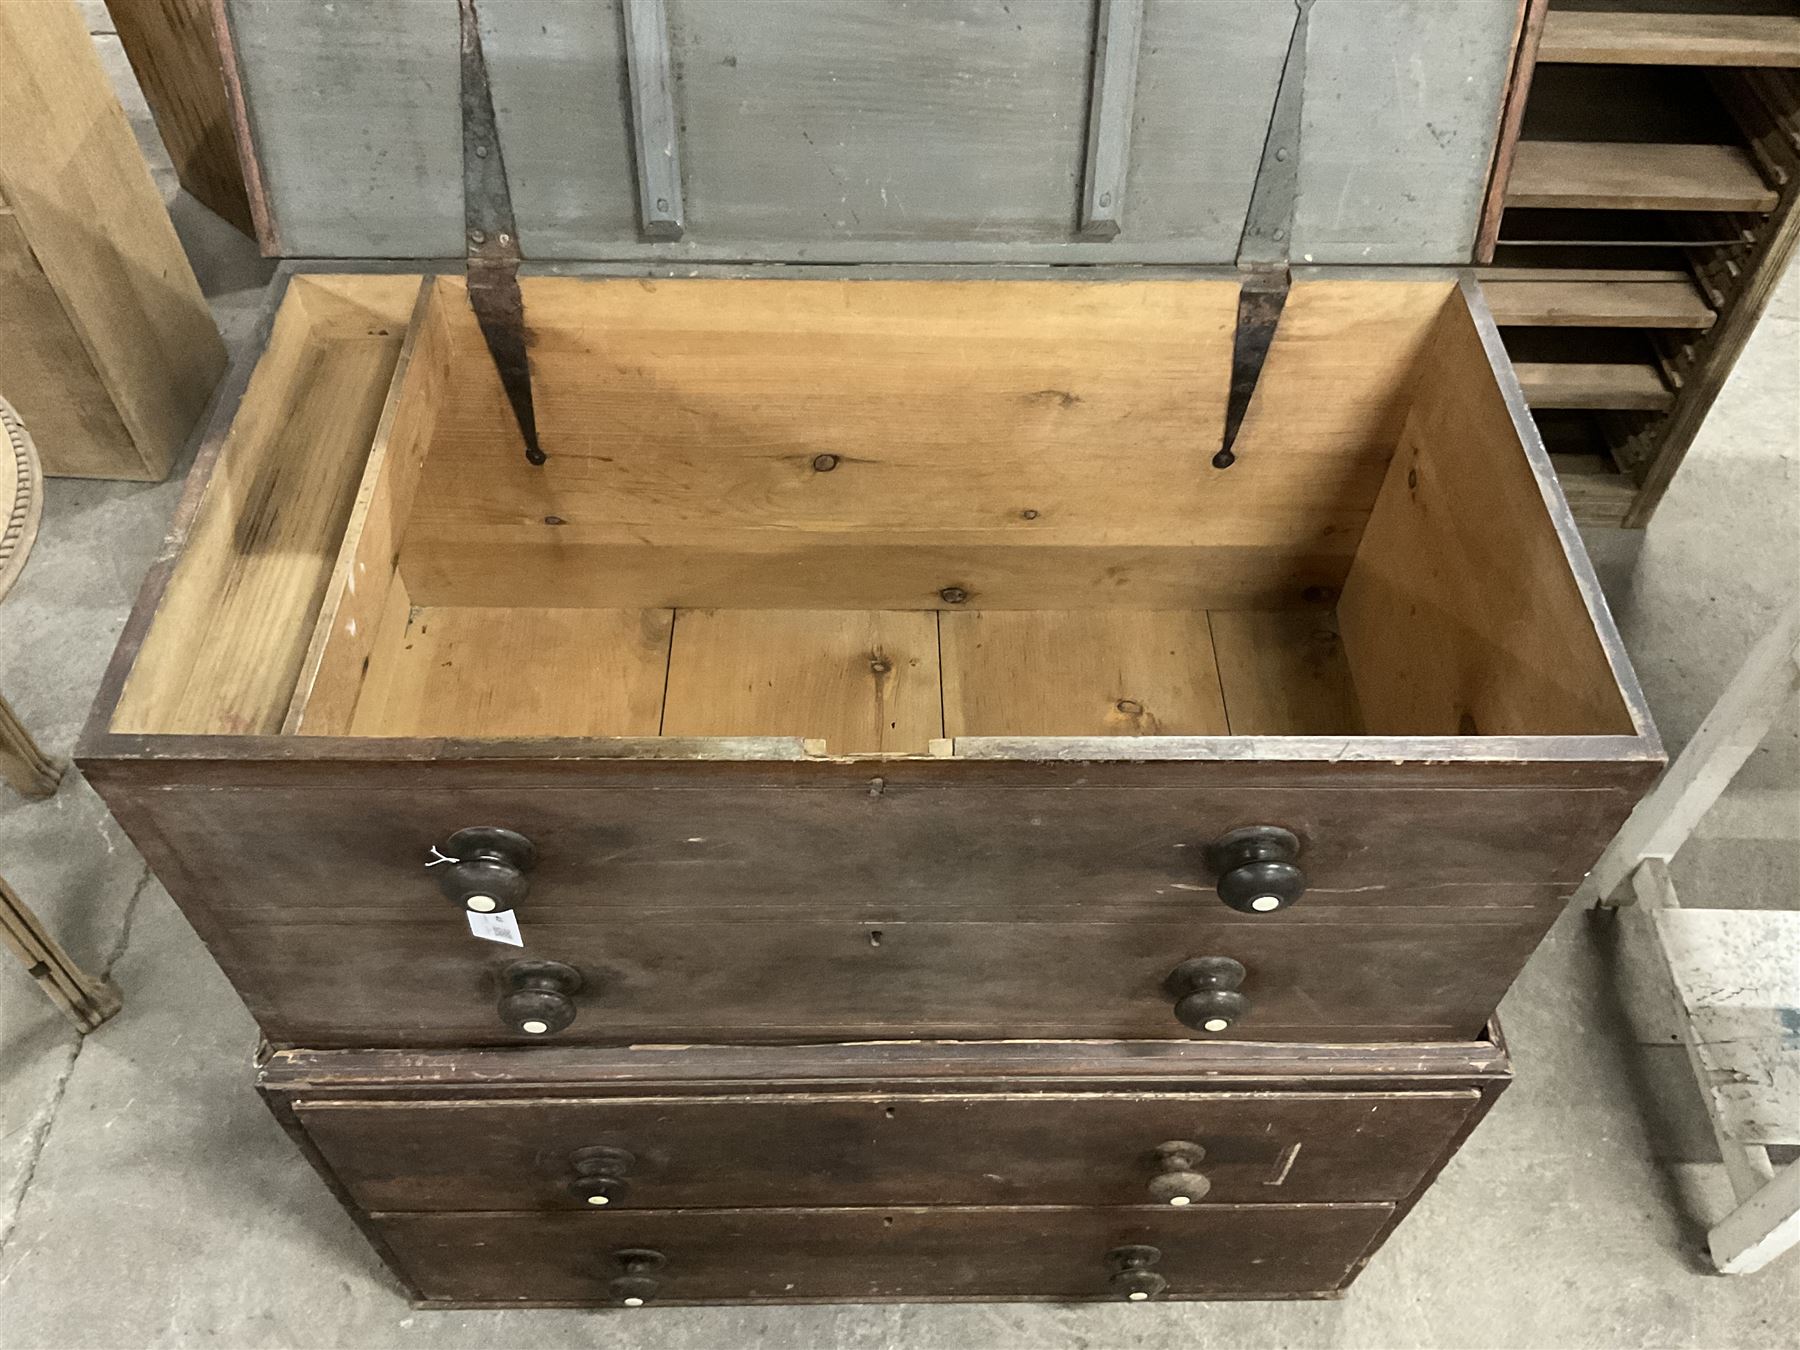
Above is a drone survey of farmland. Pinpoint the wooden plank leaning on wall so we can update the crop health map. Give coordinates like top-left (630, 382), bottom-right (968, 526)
top-left (0, 0), bottom-right (225, 480)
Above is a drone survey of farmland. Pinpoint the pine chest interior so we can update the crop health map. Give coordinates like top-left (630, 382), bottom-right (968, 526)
top-left (105, 267), bottom-right (1648, 751)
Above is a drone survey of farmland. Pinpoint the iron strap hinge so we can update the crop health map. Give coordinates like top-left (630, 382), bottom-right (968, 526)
top-left (460, 0), bottom-right (545, 466)
top-left (1217, 0), bottom-right (1313, 470)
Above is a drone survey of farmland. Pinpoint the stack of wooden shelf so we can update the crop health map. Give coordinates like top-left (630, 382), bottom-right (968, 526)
top-left (1484, 0), bottom-right (1800, 526)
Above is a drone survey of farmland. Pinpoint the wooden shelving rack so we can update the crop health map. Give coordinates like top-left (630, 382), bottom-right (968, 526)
top-left (1483, 1), bottom-right (1800, 526)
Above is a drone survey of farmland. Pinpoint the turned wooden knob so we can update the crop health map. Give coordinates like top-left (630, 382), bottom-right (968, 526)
top-left (1209, 825), bottom-right (1304, 913)
top-left (1106, 1244), bottom-right (1167, 1301)
top-left (434, 826), bottom-right (535, 914)
top-left (568, 1145), bottom-right (634, 1206)
top-left (1147, 1140), bottom-right (1211, 1205)
top-left (608, 1248), bottom-right (665, 1306)
top-left (1166, 956), bottom-right (1249, 1033)
top-left (498, 959), bottom-right (582, 1035)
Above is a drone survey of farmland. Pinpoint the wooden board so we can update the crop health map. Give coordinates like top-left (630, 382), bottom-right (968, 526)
top-left (1514, 361), bottom-right (1675, 410)
top-left (1507, 141), bottom-right (1779, 213)
top-left (111, 275), bottom-right (417, 734)
top-left (662, 610), bottom-right (940, 754)
top-left (0, 0), bottom-right (224, 480)
top-left (285, 279), bottom-right (449, 735)
top-left (1210, 611), bottom-right (1363, 736)
top-left (1539, 11), bottom-right (1800, 68)
top-left (1481, 278), bottom-right (1715, 328)
top-left (939, 610), bottom-right (1227, 739)
top-left (399, 276), bottom-right (1455, 613)
top-left (0, 211), bottom-right (138, 478)
top-left (1338, 287), bottom-right (1637, 738)
top-left (1476, 0), bottom-right (1550, 265)
top-left (106, 0), bottom-right (255, 235)
top-left (1656, 908), bottom-right (1800, 1148)
top-left (349, 604), bottom-right (673, 740)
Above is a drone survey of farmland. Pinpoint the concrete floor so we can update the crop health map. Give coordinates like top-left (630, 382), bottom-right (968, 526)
top-left (2, 29), bottom-right (1798, 1350)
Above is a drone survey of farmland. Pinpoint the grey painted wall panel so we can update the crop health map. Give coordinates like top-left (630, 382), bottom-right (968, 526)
top-left (224, 0), bottom-right (1514, 264)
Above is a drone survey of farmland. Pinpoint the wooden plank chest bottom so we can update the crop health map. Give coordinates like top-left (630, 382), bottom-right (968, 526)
top-left (260, 1035), bottom-right (1507, 1307)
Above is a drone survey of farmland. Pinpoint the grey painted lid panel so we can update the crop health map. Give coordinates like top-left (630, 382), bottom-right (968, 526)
top-left (1121, 1), bottom-right (1292, 253)
top-left (482, 1), bottom-right (641, 255)
top-left (1295, 0), bottom-right (1515, 265)
top-left (231, 0), bottom-right (462, 257)
top-left (225, 0), bottom-right (1513, 264)
top-left (670, 0), bottom-right (1092, 243)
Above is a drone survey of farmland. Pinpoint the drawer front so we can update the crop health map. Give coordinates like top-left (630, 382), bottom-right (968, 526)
top-left (375, 1204), bottom-right (1396, 1304)
top-left (295, 1089), bottom-right (1478, 1212)
top-left (220, 911), bottom-right (1542, 1046)
top-left (122, 779), bottom-right (1632, 923)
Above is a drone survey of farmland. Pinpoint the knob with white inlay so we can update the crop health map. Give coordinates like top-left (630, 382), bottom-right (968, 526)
top-left (1106, 1245), bottom-right (1167, 1301)
top-left (1146, 1140), bottom-right (1211, 1205)
top-left (434, 826), bottom-right (535, 914)
top-left (1166, 956), bottom-right (1249, 1034)
top-left (1209, 826), bottom-right (1304, 914)
top-left (567, 1146), bottom-right (634, 1207)
top-left (497, 959), bottom-right (582, 1036)
top-left (608, 1248), bottom-right (665, 1306)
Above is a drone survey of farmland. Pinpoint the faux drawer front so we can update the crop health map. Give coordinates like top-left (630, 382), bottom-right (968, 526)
top-left (220, 911), bottom-right (1543, 1046)
top-left (125, 781), bottom-right (1633, 922)
top-left (376, 1205), bottom-right (1396, 1305)
top-left (296, 1089), bottom-right (1478, 1213)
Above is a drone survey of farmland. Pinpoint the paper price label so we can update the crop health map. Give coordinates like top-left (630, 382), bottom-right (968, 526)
top-left (466, 909), bottom-right (524, 947)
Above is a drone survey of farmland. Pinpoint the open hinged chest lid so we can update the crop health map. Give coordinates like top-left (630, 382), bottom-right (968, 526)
top-left (218, 0), bottom-right (1525, 266)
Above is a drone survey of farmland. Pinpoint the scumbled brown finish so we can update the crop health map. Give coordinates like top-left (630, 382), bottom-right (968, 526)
top-left (193, 904), bottom-right (1548, 1048)
top-left (85, 761), bottom-right (1648, 1048)
top-left (259, 1036), bottom-right (1507, 1307)
top-left (291, 1088), bottom-right (1481, 1212)
top-left (375, 1204), bottom-right (1396, 1305)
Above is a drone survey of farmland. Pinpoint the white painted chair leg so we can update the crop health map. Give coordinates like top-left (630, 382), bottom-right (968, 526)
top-left (1578, 601), bottom-right (1800, 906)
top-left (1709, 1159), bottom-right (1800, 1276)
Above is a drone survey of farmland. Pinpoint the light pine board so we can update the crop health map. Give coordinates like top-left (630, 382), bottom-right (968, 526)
top-left (1337, 291), bottom-right (1637, 737)
top-left (286, 279), bottom-right (449, 736)
top-left (662, 610), bottom-right (941, 755)
top-left (112, 276), bottom-right (418, 735)
top-left (940, 610), bottom-right (1227, 738)
top-left (1481, 278), bottom-right (1715, 329)
top-left (0, 0), bottom-right (224, 479)
top-left (1538, 11), bottom-right (1800, 67)
top-left (1210, 610), bottom-right (1362, 736)
top-left (350, 604), bottom-right (674, 739)
top-left (400, 276), bottom-right (1454, 613)
top-left (1507, 141), bottom-right (1779, 213)
top-left (1515, 361), bottom-right (1675, 411)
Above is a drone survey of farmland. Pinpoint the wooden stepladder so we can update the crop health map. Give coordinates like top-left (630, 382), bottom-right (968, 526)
top-left (1580, 599), bottom-right (1800, 1275)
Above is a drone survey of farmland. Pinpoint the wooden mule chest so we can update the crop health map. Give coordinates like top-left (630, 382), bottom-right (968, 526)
top-left (80, 0), bottom-right (1661, 1310)
top-left (79, 263), bottom-right (1661, 1306)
